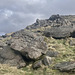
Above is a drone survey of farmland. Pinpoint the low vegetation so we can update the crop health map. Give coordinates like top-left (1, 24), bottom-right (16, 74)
top-left (0, 37), bottom-right (75, 75)
top-left (0, 64), bottom-right (25, 75)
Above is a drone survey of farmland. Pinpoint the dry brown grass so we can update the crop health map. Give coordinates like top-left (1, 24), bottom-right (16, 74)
top-left (0, 64), bottom-right (25, 75)
top-left (44, 37), bottom-right (75, 62)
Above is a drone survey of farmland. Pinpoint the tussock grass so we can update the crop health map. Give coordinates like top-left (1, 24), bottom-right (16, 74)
top-left (0, 64), bottom-right (25, 75)
top-left (0, 34), bottom-right (75, 75)
top-left (44, 37), bottom-right (75, 63)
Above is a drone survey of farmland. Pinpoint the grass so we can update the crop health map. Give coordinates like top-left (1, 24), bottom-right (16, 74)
top-left (44, 37), bottom-right (75, 62)
top-left (21, 66), bottom-right (75, 75)
top-left (0, 35), bottom-right (75, 75)
top-left (0, 64), bottom-right (25, 75)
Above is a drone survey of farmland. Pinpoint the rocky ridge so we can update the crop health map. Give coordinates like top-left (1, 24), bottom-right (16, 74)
top-left (26, 14), bottom-right (75, 38)
top-left (0, 14), bottom-right (75, 74)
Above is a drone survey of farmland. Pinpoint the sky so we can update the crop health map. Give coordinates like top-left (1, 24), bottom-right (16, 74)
top-left (0, 0), bottom-right (75, 35)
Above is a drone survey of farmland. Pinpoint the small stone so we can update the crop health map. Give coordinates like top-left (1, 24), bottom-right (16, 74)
top-left (42, 56), bottom-right (52, 66)
top-left (46, 50), bottom-right (58, 57)
top-left (32, 60), bottom-right (42, 69)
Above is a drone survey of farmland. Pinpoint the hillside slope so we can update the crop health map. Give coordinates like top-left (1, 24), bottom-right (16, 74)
top-left (0, 14), bottom-right (75, 75)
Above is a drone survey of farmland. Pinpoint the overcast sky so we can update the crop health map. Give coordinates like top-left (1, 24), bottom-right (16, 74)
top-left (0, 0), bottom-right (75, 35)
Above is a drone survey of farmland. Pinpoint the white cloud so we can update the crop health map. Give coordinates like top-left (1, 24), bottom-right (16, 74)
top-left (24, 0), bottom-right (46, 4)
top-left (2, 9), bottom-right (13, 18)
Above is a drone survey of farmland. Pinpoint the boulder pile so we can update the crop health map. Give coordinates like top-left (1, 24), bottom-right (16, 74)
top-left (0, 14), bottom-right (75, 74)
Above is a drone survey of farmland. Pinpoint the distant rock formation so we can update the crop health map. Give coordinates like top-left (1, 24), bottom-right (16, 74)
top-left (26, 14), bottom-right (72, 29)
top-left (26, 14), bottom-right (75, 38)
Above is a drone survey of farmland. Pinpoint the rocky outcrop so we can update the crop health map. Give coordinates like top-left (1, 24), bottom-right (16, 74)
top-left (53, 61), bottom-right (75, 72)
top-left (8, 29), bottom-right (47, 60)
top-left (26, 14), bottom-right (75, 38)
top-left (0, 45), bottom-right (26, 68)
top-left (0, 28), bottom-right (48, 68)
top-left (43, 15), bottom-right (74, 38)
top-left (26, 14), bottom-right (72, 29)
top-left (26, 19), bottom-right (49, 29)
top-left (43, 15), bottom-right (75, 38)
top-left (43, 25), bottom-right (73, 38)
top-left (61, 15), bottom-right (75, 25)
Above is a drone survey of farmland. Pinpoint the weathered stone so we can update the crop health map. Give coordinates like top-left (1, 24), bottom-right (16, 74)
top-left (32, 60), bottom-right (42, 69)
top-left (26, 14), bottom-right (72, 29)
top-left (53, 61), bottom-right (75, 72)
top-left (42, 56), bottom-right (52, 66)
top-left (43, 25), bottom-right (73, 38)
top-left (0, 46), bottom-right (26, 68)
top-left (26, 14), bottom-right (75, 38)
top-left (69, 38), bottom-right (75, 46)
top-left (32, 56), bottom-right (52, 69)
top-left (46, 50), bottom-right (58, 57)
top-left (26, 19), bottom-right (49, 29)
top-left (49, 14), bottom-right (61, 21)
top-left (9, 29), bottom-right (47, 60)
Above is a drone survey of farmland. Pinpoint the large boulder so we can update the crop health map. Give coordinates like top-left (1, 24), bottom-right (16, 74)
top-left (0, 45), bottom-right (26, 68)
top-left (43, 15), bottom-right (74, 38)
top-left (8, 29), bottom-right (47, 60)
top-left (26, 14), bottom-right (72, 29)
top-left (49, 14), bottom-right (61, 21)
top-left (43, 25), bottom-right (73, 38)
top-left (53, 61), bottom-right (75, 72)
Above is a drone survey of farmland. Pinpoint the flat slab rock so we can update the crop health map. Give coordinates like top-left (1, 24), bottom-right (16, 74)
top-left (8, 29), bottom-right (47, 60)
top-left (43, 25), bottom-right (73, 38)
top-left (53, 61), bottom-right (75, 72)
